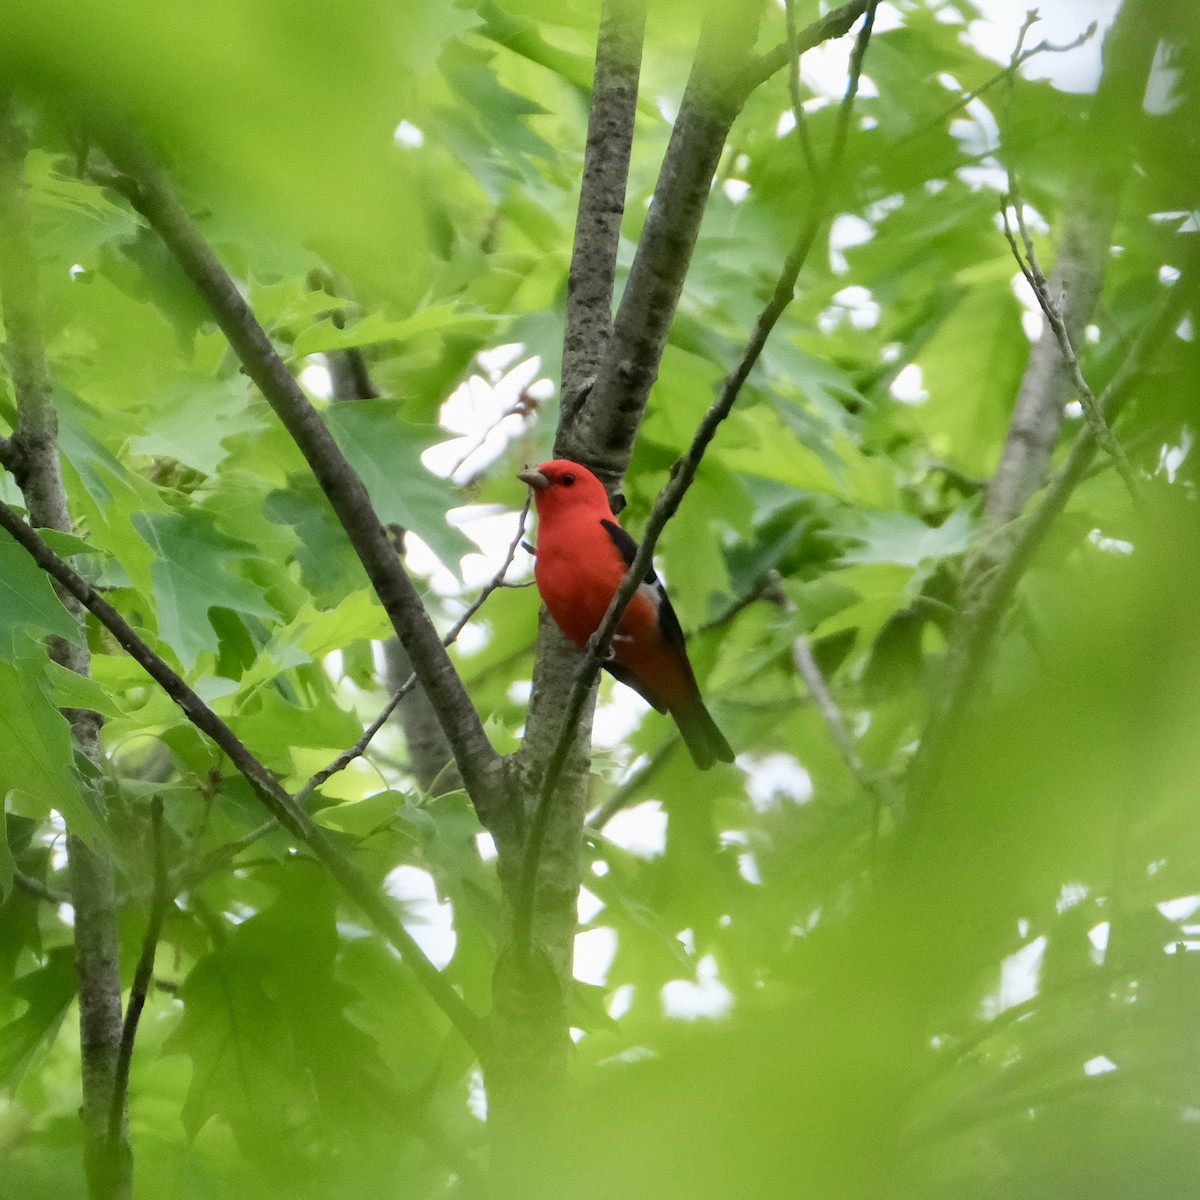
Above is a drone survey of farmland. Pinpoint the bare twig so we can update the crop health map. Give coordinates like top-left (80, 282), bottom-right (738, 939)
top-left (13, 868), bottom-right (70, 906)
top-left (1000, 196), bottom-right (1142, 510)
top-left (793, 633), bottom-right (897, 819)
top-left (107, 798), bottom-right (169, 1152)
top-left (782, 0), bottom-right (819, 179)
top-left (899, 18), bottom-right (1097, 148)
top-left (295, 496), bottom-right (531, 804)
top-left (515, 3), bottom-right (879, 958)
top-left (0, 499), bottom-right (487, 1055)
top-left (739, 1), bottom-right (871, 99)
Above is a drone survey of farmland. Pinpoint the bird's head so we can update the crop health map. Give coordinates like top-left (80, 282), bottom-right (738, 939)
top-left (517, 459), bottom-right (612, 517)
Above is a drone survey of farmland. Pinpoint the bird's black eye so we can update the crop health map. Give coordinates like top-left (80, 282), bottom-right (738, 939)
top-left (562, 472), bottom-right (576, 487)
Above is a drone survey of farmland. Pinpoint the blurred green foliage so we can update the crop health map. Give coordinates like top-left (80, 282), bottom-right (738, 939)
top-left (0, 0), bottom-right (1198, 1196)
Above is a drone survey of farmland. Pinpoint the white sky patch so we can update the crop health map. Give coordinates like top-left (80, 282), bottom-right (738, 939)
top-left (58, 902), bottom-right (75, 928)
top-left (1160, 264), bottom-right (1181, 285)
top-left (739, 753), bottom-right (813, 811)
top-left (890, 363), bottom-right (928, 406)
top-left (592, 686), bottom-right (651, 755)
top-left (833, 285), bottom-right (881, 329)
top-left (1158, 427), bottom-right (1193, 483)
top-left (422, 351), bottom-right (549, 484)
top-left (737, 852), bottom-right (761, 885)
top-left (393, 119), bottom-right (425, 148)
top-left (1158, 895), bottom-right (1200, 922)
top-left (69, 262), bottom-right (86, 280)
top-left (608, 983), bottom-right (635, 1021)
top-left (300, 359), bottom-right (333, 400)
top-left (578, 885), bottom-right (604, 925)
top-left (1065, 400), bottom-right (1084, 420)
top-left (603, 800), bottom-right (668, 858)
top-left (575, 926), bottom-right (617, 987)
top-left (1088, 529), bottom-right (1134, 556)
top-left (1084, 1054), bottom-right (1118, 1076)
top-left (1177, 315), bottom-right (1195, 342)
top-left (467, 1068), bottom-right (488, 1121)
top-left (965, 0), bottom-right (1119, 93)
top-left (983, 934), bottom-right (1046, 1018)
top-left (1057, 881), bottom-right (1090, 913)
top-left (475, 831), bottom-right (497, 862)
top-left (400, 531), bottom-right (459, 596)
top-left (828, 213), bottom-right (874, 274)
top-left (722, 178), bottom-right (751, 203)
top-left (1088, 921), bottom-right (1110, 965)
top-left (1144, 39), bottom-right (1184, 115)
top-left (662, 953), bottom-right (733, 1020)
top-left (384, 865), bottom-right (456, 968)
top-left (776, 109), bottom-right (796, 138)
top-left (447, 503), bottom-right (533, 589)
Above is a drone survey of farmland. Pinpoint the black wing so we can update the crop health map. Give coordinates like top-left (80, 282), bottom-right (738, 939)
top-left (600, 519), bottom-right (689, 660)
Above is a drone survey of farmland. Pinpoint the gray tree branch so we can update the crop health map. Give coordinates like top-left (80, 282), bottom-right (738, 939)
top-left (0, 99), bottom-right (129, 1200)
top-left (906, 0), bottom-right (1167, 825)
top-left (560, 0), bottom-right (646, 412)
top-left (984, 0), bottom-right (1160, 532)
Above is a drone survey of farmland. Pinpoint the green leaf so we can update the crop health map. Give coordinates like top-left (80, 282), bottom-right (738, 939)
top-left (0, 654), bottom-right (104, 847)
top-left (129, 374), bottom-right (265, 474)
top-left (0, 529), bottom-right (80, 657)
top-left (837, 507), bottom-right (977, 568)
top-left (293, 305), bottom-right (497, 356)
top-left (0, 950), bottom-right (76, 1085)
top-left (133, 510), bottom-right (277, 668)
top-left (324, 400), bottom-right (474, 571)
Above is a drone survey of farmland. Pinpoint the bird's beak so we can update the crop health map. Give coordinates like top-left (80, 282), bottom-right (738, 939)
top-left (517, 468), bottom-right (549, 490)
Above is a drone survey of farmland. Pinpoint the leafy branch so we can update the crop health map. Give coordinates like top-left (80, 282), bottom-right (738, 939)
top-left (88, 131), bottom-right (506, 825)
top-left (0, 499), bottom-right (488, 1056)
top-left (107, 798), bottom-right (169, 1152)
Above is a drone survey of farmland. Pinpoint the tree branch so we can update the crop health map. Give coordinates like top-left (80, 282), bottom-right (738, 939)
top-left (553, 0), bottom-right (765, 481)
top-left (0, 97), bottom-right (129, 1200)
top-left (1000, 195), bottom-right (1141, 510)
top-left (905, 0), bottom-right (1167, 826)
top-left (0, 500), bottom-right (488, 1057)
top-left (107, 798), bottom-right (168, 1153)
top-left (14, 868), bottom-right (69, 906)
top-left (906, 271), bottom-right (1189, 823)
top-left (515, 4), bottom-right (879, 957)
top-left (91, 131), bottom-right (506, 827)
top-left (739, 1), bottom-right (871, 99)
top-left (560, 0), bottom-right (646, 413)
top-left (983, 0), bottom-right (1160, 532)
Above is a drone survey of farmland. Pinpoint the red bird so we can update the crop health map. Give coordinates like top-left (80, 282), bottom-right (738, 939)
top-left (518, 459), bottom-right (733, 769)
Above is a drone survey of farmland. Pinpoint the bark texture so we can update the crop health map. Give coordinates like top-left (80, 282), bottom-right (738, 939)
top-left (0, 103), bottom-right (129, 1200)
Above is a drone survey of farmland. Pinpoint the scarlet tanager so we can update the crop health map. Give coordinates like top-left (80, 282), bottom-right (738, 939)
top-left (517, 459), bottom-right (734, 770)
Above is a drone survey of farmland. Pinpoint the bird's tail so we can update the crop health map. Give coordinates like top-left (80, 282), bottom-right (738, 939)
top-left (675, 701), bottom-right (734, 771)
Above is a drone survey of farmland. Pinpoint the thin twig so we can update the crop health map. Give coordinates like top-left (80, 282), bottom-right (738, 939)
top-left (107, 798), bottom-right (169, 1152)
top-left (295, 496), bottom-right (531, 804)
top-left (514, 3), bottom-right (879, 959)
top-left (13, 868), bottom-right (69, 906)
top-left (898, 20), bottom-right (1097, 148)
top-left (793, 634), bottom-right (896, 808)
top-left (1000, 197), bottom-right (1142, 511)
top-left (0, 499), bottom-right (487, 1054)
top-left (783, 0), bottom-right (819, 179)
